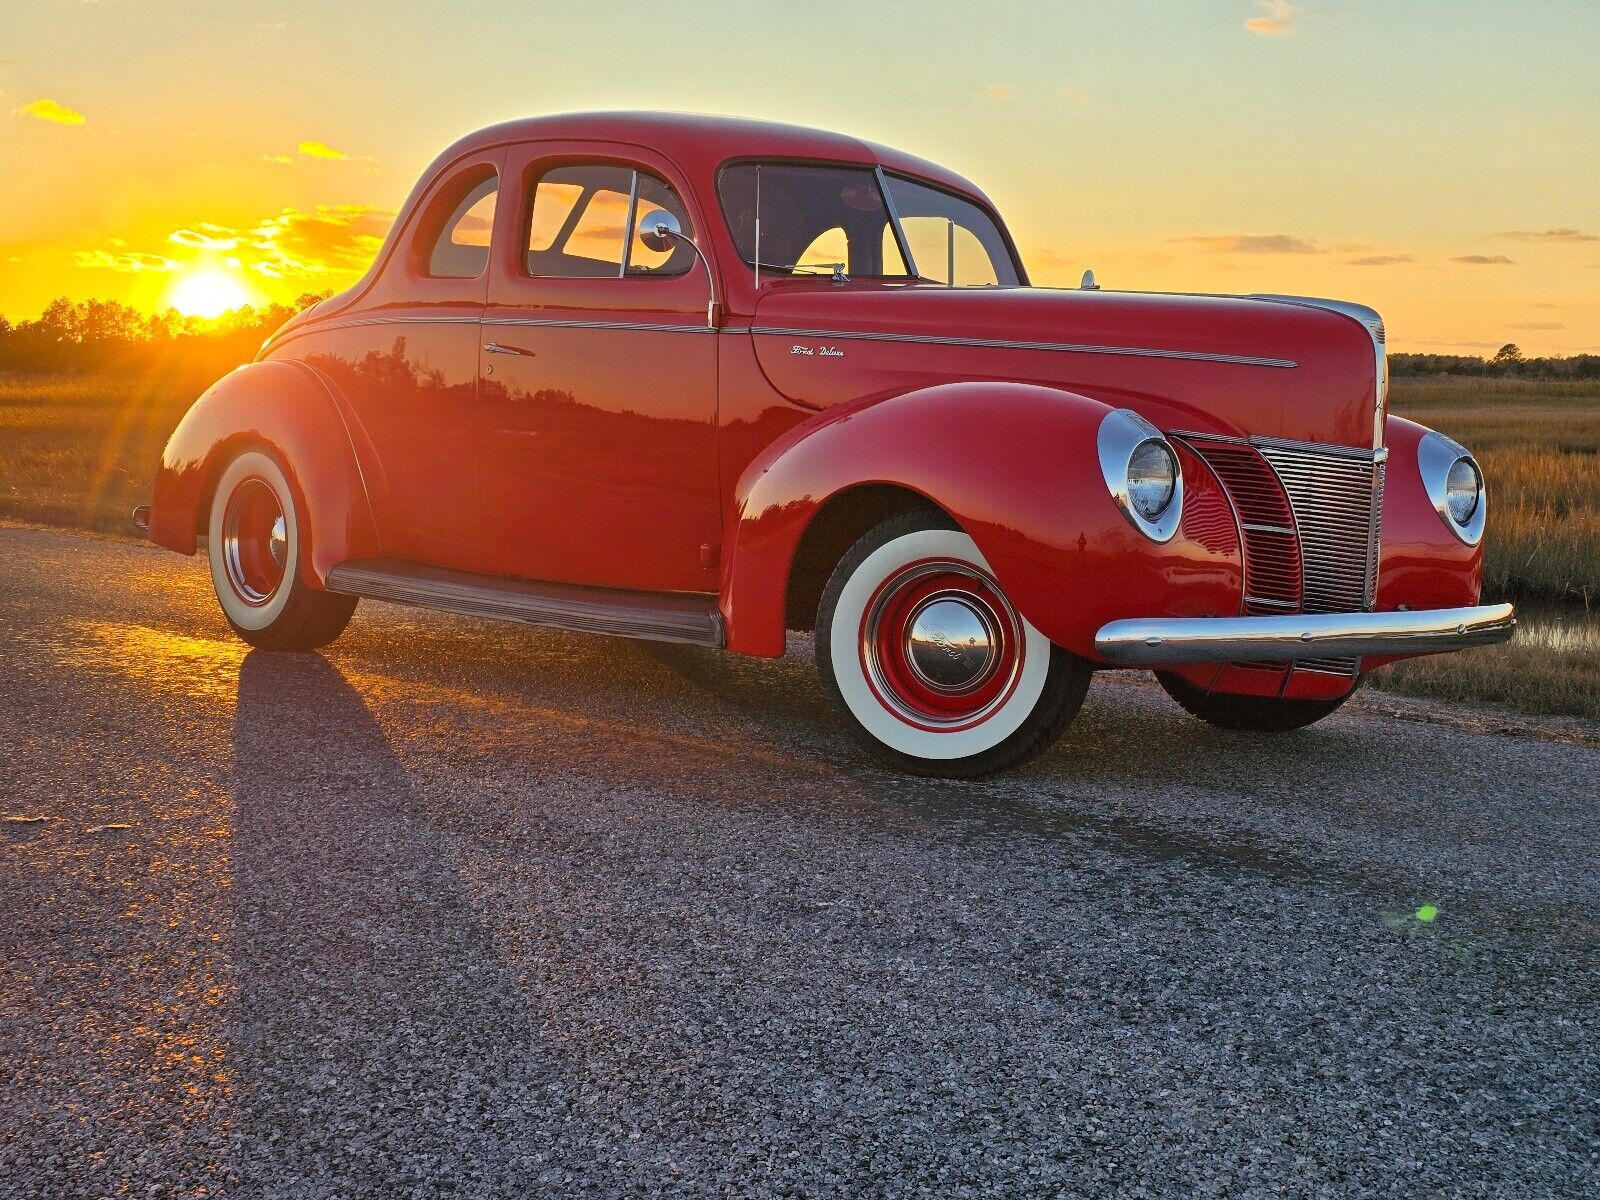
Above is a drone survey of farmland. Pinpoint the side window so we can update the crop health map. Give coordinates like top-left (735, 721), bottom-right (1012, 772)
top-left (525, 163), bottom-right (695, 279)
top-left (424, 171), bottom-right (498, 279)
top-left (884, 219), bottom-right (1000, 287)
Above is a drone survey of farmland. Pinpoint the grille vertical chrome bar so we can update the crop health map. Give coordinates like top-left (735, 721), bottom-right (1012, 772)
top-left (1254, 441), bottom-right (1386, 677)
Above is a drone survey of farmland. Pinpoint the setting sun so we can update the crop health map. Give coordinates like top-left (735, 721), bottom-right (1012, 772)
top-left (166, 268), bottom-right (258, 319)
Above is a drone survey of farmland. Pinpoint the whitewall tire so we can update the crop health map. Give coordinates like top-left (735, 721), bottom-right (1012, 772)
top-left (816, 511), bottom-right (1090, 777)
top-left (207, 449), bottom-right (357, 651)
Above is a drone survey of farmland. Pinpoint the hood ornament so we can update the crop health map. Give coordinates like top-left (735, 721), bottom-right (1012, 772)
top-left (1080, 269), bottom-right (1100, 291)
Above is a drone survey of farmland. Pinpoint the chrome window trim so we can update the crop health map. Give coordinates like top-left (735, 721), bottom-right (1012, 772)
top-left (617, 168), bottom-right (641, 278)
top-left (750, 327), bottom-right (1297, 369)
top-left (1417, 430), bottom-right (1487, 545)
top-left (1097, 409), bottom-right (1183, 543)
top-left (875, 166), bottom-right (920, 279)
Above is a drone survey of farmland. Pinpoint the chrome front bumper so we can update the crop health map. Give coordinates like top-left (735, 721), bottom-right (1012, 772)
top-left (1094, 603), bottom-right (1516, 666)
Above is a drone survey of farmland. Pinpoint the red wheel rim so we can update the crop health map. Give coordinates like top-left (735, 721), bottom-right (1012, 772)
top-left (221, 477), bottom-right (287, 606)
top-left (858, 559), bottom-right (1025, 731)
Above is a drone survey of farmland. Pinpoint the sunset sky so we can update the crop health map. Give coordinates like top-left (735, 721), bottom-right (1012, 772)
top-left (2, 0), bottom-right (1595, 354)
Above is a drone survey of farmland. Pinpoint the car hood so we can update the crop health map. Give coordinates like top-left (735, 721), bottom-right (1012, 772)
top-left (749, 284), bottom-right (1384, 449)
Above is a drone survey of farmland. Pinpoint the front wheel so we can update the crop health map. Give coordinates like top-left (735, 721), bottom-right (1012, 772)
top-left (1156, 671), bottom-right (1351, 732)
top-left (815, 511), bottom-right (1091, 778)
top-left (207, 449), bottom-right (357, 651)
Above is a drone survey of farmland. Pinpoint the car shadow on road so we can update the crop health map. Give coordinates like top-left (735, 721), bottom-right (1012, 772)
top-left (228, 649), bottom-right (593, 1193)
top-left (639, 641), bottom-right (1596, 930)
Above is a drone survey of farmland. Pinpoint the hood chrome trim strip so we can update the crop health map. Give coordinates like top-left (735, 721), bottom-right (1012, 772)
top-left (749, 325), bottom-right (1297, 369)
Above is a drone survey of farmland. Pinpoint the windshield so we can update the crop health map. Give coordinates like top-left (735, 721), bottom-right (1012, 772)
top-left (717, 162), bottom-right (1019, 285)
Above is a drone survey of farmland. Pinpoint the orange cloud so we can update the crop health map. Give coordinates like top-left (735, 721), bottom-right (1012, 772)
top-left (1058, 87), bottom-right (1087, 104)
top-left (259, 153), bottom-right (294, 165)
top-left (1244, 0), bottom-right (1296, 37)
top-left (1496, 228), bottom-right (1597, 243)
top-left (13, 98), bottom-right (86, 126)
top-left (298, 140), bottom-right (349, 160)
top-left (169, 224), bottom-right (241, 250)
top-left (74, 247), bottom-right (179, 273)
top-left (1347, 254), bottom-right (1414, 266)
top-left (1177, 234), bottom-right (1320, 254)
top-left (984, 84), bottom-right (1014, 102)
top-left (241, 204), bottom-right (394, 278)
top-left (1453, 254), bottom-right (1515, 265)
top-left (65, 204), bottom-right (393, 289)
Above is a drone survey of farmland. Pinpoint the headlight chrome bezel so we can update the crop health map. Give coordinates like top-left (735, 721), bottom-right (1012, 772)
top-left (1417, 430), bottom-right (1486, 546)
top-left (1098, 409), bottom-right (1183, 543)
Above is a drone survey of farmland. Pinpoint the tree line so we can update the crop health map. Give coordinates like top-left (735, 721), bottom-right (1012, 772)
top-left (1391, 345), bottom-right (1600, 380)
top-left (0, 294), bottom-right (330, 376)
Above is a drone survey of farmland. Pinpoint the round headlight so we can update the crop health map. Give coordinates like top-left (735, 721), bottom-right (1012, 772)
top-left (1417, 431), bottom-right (1485, 546)
top-left (1098, 409), bottom-right (1184, 542)
top-left (1445, 457), bottom-right (1481, 525)
top-left (1127, 439), bottom-right (1177, 519)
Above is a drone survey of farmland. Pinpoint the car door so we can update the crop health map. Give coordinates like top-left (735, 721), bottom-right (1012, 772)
top-left (311, 152), bottom-right (502, 569)
top-left (477, 143), bottom-right (719, 593)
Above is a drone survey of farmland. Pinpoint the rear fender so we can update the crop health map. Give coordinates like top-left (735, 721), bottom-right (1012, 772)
top-left (149, 360), bottom-right (379, 585)
top-left (722, 382), bottom-right (1243, 657)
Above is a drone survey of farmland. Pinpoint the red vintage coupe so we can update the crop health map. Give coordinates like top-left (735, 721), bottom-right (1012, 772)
top-left (139, 112), bottom-right (1515, 776)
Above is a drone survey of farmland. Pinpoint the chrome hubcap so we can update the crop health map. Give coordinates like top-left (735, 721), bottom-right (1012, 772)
top-left (268, 516), bottom-right (288, 569)
top-left (904, 596), bottom-right (999, 692)
top-left (859, 560), bottom-right (1024, 728)
top-left (221, 477), bottom-right (287, 607)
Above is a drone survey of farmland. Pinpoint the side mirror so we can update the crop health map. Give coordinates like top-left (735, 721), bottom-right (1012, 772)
top-left (631, 209), bottom-right (721, 330)
top-left (639, 210), bottom-right (683, 254)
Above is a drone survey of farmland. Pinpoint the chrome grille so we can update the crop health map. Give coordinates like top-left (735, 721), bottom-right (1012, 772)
top-left (1254, 442), bottom-right (1386, 615)
top-left (1180, 434), bottom-right (1387, 678)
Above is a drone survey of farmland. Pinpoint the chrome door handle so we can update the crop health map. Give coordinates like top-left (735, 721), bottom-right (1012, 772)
top-left (483, 341), bottom-right (534, 356)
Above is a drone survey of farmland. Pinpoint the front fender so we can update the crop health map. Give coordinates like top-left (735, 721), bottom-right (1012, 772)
top-left (149, 360), bottom-right (379, 585)
top-left (1364, 415), bottom-right (1484, 666)
top-left (721, 382), bottom-right (1244, 658)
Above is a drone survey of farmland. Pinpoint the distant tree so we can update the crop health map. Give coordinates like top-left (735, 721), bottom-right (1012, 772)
top-left (1493, 343), bottom-right (1525, 368)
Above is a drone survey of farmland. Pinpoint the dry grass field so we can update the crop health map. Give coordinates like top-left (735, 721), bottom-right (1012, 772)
top-left (0, 371), bottom-right (201, 534)
top-left (1376, 376), bottom-right (1600, 719)
top-left (2, 369), bottom-right (1595, 718)
top-left (1389, 376), bottom-right (1600, 604)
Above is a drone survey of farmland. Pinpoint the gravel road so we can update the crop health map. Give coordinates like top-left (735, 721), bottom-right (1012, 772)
top-left (1, 523), bottom-right (1596, 1198)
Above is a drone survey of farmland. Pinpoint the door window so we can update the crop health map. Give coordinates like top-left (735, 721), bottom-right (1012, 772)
top-left (423, 171), bottom-right (498, 279)
top-left (525, 163), bottom-right (696, 279)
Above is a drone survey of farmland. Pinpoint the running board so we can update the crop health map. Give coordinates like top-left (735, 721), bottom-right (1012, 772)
top-left (324, 558), bottom-right (724, 648)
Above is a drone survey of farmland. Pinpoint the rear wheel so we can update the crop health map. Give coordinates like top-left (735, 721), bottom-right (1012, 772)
top-left (1156, 671), bottom-right (1351, 732)
top-left (207, 449), bottom-right (357, 651)
top-left (815, 511), bottom-right (1090, 778)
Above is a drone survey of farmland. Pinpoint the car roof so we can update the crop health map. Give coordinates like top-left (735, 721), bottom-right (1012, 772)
top-left (439, 110), bottom-right (991, 204)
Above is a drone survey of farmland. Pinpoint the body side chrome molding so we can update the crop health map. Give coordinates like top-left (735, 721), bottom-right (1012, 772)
top-left (272, 315), bottom-right (1297, 365)
top-left (271, 314), bottom-right (716, 351)
top-left (482, 316), bottom-right (714, 335)
top-left (749, 326), bottom-right (1298, 369)
top-left (1095, 603), bottom-right (1516, 666)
